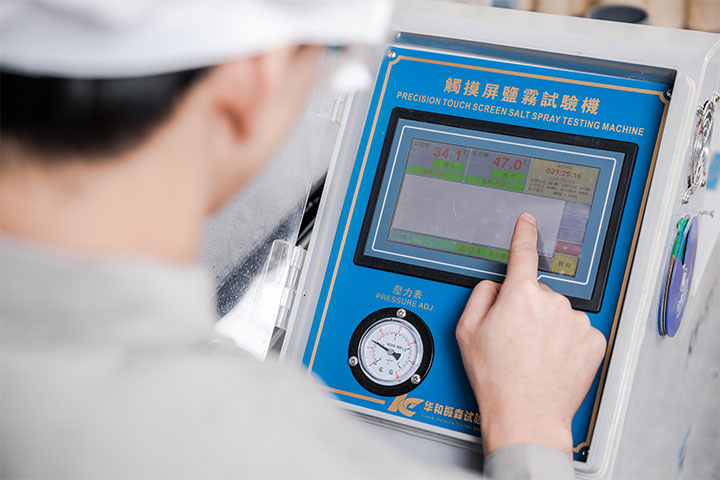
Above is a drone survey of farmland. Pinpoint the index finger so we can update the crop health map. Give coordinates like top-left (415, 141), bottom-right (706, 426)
top-left (505, 212), bottom-right (539, 282)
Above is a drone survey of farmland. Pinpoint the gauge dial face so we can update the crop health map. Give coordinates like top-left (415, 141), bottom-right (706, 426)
top-left (349, 308), bottom-right (434, 397)
top-left (358, 318), bottom-right (423, 386)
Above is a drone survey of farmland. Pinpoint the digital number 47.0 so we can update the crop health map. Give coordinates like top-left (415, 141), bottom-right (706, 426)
top-left (493, 156), bottom-right (524, 171)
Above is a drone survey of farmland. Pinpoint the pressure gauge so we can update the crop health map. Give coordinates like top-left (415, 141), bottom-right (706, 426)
top-left (348, 307), bottom-right (434, 397)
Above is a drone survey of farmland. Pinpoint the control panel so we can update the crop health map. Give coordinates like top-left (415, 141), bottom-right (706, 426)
top-left (293, 36), bottom-right (671, 462)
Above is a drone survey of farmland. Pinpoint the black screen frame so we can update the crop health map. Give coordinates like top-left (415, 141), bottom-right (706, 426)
top-left (354, 108), bottom-right (638, 313)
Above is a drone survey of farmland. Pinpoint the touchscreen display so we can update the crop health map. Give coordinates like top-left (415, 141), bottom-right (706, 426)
top-left (356, 109), bottom-right (636, 311)
top-left (389, 139), bottom-right (600, 277)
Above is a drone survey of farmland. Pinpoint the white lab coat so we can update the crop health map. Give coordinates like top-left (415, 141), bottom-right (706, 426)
top-left (0, 238), bottom-right (574, 479)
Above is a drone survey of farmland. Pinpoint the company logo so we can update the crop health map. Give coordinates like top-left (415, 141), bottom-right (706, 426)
top-left (387, 394), bottom-right (423, 417)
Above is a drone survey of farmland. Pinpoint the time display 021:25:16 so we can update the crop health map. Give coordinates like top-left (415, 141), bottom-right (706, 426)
top-left (546, 167), bottom-right (584, 179)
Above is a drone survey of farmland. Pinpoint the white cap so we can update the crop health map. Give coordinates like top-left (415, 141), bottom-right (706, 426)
top-left (0, 0), bottom-right (392, 78)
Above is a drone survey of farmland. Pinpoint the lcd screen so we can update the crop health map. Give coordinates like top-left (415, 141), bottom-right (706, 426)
top-left (389, 139), bottom-right (600, 277)
top-left (355, 109), bottom-right (637, 311)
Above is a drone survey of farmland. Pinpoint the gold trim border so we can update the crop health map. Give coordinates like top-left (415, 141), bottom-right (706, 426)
top-left (306, 56), bottom-right (402, 372)
top-left (323, 386), bottom-right (387, 405)
top-left (305, 52), bottom-right (670, 454)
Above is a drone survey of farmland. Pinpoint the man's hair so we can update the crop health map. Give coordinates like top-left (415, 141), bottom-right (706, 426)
top-left (1, 68), bottom-right (208, 163)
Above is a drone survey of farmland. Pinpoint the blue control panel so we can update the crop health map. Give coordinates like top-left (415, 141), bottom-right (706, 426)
top-left (302, 42), bottom-right (670, 460)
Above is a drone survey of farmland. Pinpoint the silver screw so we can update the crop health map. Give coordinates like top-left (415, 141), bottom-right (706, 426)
top-left (411, 374), bottom-right (421, 385)
top-left (348, 356), bottom-right (358, 367)
top-left (396, 308), bottom-right (406, 318)
top-left (387, 49), bottom-right (397, 59)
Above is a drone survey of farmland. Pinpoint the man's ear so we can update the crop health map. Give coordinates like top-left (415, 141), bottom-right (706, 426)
top-left (194, 46), bottom-right (321, 212)
top-left (205, 60), bottom-right (263, 142)
top-left (205, 49), bottom-right (293, 143)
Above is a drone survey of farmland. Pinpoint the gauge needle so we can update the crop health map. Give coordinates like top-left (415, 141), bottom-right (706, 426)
top-left (372, 340), bottom-right (401, 360)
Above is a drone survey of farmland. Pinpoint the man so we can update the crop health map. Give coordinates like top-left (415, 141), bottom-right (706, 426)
top-left (0, 1), bottom-right (606, 478)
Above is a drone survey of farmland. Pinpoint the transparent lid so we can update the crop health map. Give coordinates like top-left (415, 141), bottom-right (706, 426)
top-left (200, 48), bottom-right (375, 359)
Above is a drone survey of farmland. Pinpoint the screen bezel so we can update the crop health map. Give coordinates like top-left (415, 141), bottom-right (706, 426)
top-left (354, 108), bottom-right (638, 313)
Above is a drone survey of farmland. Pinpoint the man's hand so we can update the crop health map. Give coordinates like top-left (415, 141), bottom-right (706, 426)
top-left (456, 212), bottom-right (606, 457)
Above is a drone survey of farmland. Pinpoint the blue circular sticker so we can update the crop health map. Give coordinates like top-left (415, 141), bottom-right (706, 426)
top-left (664, 216), bottom-right (698, 337)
